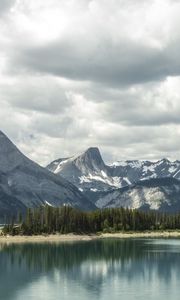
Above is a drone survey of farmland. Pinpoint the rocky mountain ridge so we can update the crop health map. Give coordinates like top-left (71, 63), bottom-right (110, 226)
top-left (47, 147), bottom-right (180, 211)
top-left (0, 131), bottom-right (95, 221)
top-left (47, 147), bottom-right (180, 191)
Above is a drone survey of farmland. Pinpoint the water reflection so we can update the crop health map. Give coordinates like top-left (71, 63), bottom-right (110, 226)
top-left (0, 239), bottom-right (180, 300)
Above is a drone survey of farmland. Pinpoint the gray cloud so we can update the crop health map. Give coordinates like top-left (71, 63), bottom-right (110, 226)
top-left (1, 0), bottom-right (180, 165)
top-left (0, 0), bottom-right (15, 15)
top-left (0, 76), bottom-right (71, 114)
top-left (12, 37), bottom-right (180, 87)
top-left (8, 0), bottom-right (180, 87)
top-left (101, 87), bottom-right (180, 126)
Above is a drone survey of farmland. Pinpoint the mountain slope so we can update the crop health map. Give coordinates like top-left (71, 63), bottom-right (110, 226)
top-left (95, 178), bottom-right (180, 212)
top-left (0, 131), bottom-right (95, 221)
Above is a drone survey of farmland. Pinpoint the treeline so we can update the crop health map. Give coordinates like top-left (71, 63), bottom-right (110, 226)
top-left (3, 205), bottom-right (180, 235)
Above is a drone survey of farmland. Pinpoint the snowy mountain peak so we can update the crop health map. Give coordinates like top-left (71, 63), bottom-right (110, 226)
top-left (47, 147), bottom-right (105, 174)
top-left (83, 147), bottom-right (101, 157)
top-left (75, 147), bottom-right (105, 170)
top-left (47, 147), bottom-right (115, 192)
top-left (159, 158), bottom-right (170, 164)
top-left (109, 160), bottom-right (145, 168)
top-left (47, 148), bottom-right (180, 197)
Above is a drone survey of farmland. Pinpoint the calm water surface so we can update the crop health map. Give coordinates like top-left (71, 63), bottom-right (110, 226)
top-left (0, 238), bottom-right (180, 300)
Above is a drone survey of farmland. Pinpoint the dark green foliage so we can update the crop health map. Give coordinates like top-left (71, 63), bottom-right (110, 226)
top-left (3, 205), bottom-right (180, 235)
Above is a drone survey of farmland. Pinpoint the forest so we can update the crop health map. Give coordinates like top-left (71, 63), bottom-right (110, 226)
top-left (3, 205), bottom-right (180, 235)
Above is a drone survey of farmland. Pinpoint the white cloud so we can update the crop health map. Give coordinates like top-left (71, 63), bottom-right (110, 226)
top-left (1, 0), bottom-right (180, 165)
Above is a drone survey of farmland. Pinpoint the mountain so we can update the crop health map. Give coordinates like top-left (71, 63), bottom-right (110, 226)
top-left (47, 148), bottom-right (180, 212)
top-left (109, 158), bottom-right (180, 183)
top-left (95, 178), bottom-right (180, 212)
top-left (0, 131), bottom-right (95, 221)
top-left (47, 147), bottom-right (180, 192)
top-left (47, 147), bottom-right (121, 192)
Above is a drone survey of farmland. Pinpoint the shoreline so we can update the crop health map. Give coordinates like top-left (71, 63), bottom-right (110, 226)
top-left (1, 231), bottom-right (180, 243)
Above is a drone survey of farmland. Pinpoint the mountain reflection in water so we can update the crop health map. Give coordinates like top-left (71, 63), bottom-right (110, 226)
top-left (0, 238), bottom-right (180, 300)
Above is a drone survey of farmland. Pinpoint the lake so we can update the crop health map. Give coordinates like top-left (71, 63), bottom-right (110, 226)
top-left (0, 238), bottom-right (180, 300)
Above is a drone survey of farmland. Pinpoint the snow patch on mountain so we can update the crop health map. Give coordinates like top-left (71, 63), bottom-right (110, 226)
top-left (169, 166), bottom-right (177, 173)
top-left (47, 147), bottom-right (180, 212)
top-left (45, 200), bottom-right (53, 207)
top-left (96, 182), bottom-right (178, 211)
top-left (90, 188), bottom-right (98, 192)
top-left (142, 165), bottom-right (156, 173)
top-left (109, 161), bottom-right (128, 167)
top-left (54, 159), bottom-right (69, 173)
top-left (79, 173), bottom-right (121, 188)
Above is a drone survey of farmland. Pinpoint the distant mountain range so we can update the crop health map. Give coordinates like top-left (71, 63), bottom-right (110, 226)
top-left (1, 130), bottom-right (180, 219)
top-left (0, 131), bottom-right (94, 221)
top-left (47, 147), bottom-right (180, 190)
top-left (47, 147), bottom-right (180, 212)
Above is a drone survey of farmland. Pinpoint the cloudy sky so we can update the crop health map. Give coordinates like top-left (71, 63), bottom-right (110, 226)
top-left (0, 0), bottom-right (180, 165)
